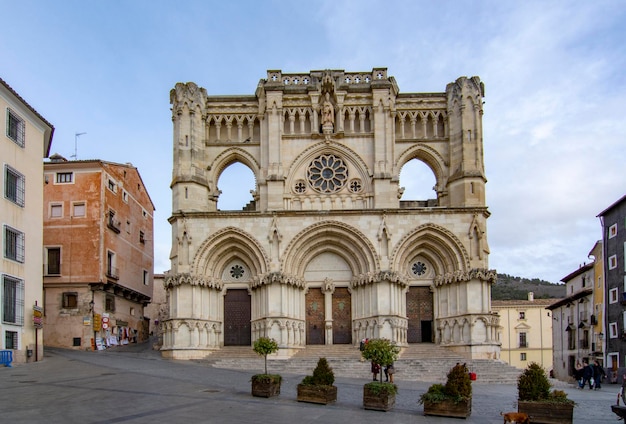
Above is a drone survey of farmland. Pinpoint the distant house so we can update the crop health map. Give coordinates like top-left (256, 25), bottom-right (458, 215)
top-left (1, 78), bottom-right (54, 364)
top-left (43, 157), bottom-right (154, 350)
top-left (492, 293), bottom-right (557, 370)
top-left (598, 194), bottom-right (626, 381)
top-left (547, 261), bottom-right (597, 382)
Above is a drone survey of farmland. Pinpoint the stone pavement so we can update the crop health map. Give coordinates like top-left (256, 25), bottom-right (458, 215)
top-left (0, 341), bottom-right (620, 423)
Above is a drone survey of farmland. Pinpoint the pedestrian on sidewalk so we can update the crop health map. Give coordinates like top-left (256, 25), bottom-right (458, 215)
top-left (593, 360), bottom-right (606, 390)
top-left (384, 362), bottom-right (395, 383)
top-left (371, 361), bottom-right (380, 381)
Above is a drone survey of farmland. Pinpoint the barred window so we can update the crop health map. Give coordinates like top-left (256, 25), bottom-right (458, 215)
top-left (4, 165), bottom-right (25, 207)
top-left (3, 225), bottom-right (25, 263)
top-left (5, 331), bottom-right (18, 349)
top-left (6, 108), bottom-right (25, 147)
top-left (2, 275), bottom-right (24, 326)
top-left (62, 292), bottom-right (78, 308)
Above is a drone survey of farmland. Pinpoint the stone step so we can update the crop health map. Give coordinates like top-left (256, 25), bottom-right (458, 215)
top-left (200, 344), bottom-right (525, 384)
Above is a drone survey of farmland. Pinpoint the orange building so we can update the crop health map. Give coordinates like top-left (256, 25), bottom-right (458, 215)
top-left (43, 155), bottom-right (154, 350)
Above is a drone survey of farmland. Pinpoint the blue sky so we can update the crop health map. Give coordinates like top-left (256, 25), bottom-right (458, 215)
top-left (2, 0), bottom-right (625, 283)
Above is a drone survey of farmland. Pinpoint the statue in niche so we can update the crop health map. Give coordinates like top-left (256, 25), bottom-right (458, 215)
top-left (321, 92), bottom-right (335, 128)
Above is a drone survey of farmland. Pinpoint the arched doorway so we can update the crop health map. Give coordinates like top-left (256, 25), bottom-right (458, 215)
top-left (224, 289), bottom-right (251, 346)
top-left (306, 288), bottom-right (325, 344)
top-left (406, 286), bottom-right (434, 343)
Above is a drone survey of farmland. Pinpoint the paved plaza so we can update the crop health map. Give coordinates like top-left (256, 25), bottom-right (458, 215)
top-left (0, 341), bottom-right (620, 423)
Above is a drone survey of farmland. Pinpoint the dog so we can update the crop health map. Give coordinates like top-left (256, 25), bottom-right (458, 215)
top-left (500, 411), bottom-right (530, 424)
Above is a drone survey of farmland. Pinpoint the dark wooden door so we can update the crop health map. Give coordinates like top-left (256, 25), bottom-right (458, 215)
top-left (306, 288), bottom-right (325, 345)
top-left (224, 289), bottom-right (251, 346)
top-left (406, 286), bottom-right (434, 343)
top-left (332, 287), bottom-right (352, 344)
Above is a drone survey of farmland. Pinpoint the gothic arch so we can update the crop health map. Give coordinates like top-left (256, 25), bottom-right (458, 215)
top-left (209, 147), bottom-right (261, 185)
top-left (285, 141), bottom-right (373, 193)
top-left (282, 221), bottom-right (379, 277)
top-left (395, 144), bottom-right (448, 191)
top-left (192, 226), bottom-right (269, 279)
top-left (391, 223), bottom-right (470, 276)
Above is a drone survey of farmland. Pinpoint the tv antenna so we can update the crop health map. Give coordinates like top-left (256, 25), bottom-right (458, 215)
top-left (71, 132), bottom-right (86, 159)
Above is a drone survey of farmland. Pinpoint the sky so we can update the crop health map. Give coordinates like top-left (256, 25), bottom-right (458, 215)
top-left (2, 0), bottom-right (625, 283)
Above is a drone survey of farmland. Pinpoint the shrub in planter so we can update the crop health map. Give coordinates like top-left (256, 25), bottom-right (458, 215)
top-left (517, 362), bottom-right (575, 424)
top-left (419, 363), bottom-right (472, 418)
top-left (297, 357), bottom-right (337, 404)
top-left (251, 337), bottom-right (281, 398)
top-left (360, 338), bottom-right (400, 411)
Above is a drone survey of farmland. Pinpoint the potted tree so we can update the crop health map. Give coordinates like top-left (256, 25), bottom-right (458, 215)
top-left (419, 363), bottom-right (472, 418)
top-left (517, 362), bottom-right (575, 424)
top-left (361, 338), bottom-right (400, 411)
top-left (296, 357), bottom-right (338, 404)
top-left (251, 337), bottom-right (281, 398)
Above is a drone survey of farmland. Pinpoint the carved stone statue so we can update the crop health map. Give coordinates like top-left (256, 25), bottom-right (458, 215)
top-left (321, 93), bottom-right (334, 127)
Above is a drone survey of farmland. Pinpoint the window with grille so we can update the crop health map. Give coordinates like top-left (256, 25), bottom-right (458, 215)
top-left (46, 247), bottom-right (61, 275)
top-left (5, 331), bottom-right (18, 349)
top-left (105, 294), bottom-right (115, 312)
top-left (4, 165), bottom-right (25, 206)
top-left (6, 108), bottom-right (25, 147)
top-left (56, 172), bottom-right (73, 183)
top-left (2, 275), bottom-right (24, 325)
top-left (3, 225), bottom-right (25, 263)
top-left (62, 292), bottom-right (78, 308)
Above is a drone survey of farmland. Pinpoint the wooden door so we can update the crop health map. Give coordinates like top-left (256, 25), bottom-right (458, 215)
top-left (224, 289), bottom-right (251, 346)
top-left (332, 287), bottom-right (352, 344)
top-left (407, 286), bottom-right (433, 343)
top-left (306, 288), bottom-right (325, 345)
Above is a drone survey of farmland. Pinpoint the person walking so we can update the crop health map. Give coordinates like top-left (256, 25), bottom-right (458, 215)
top-left (574, 360), bottom-right (584, 388)
top-left (384, 363), bottom-right (395, 383)
top-left (582, 360), bottom-right (594, 390)
top-left (371, 361), bottom-right (380, 381)
top-left (593, 360), bottom-right (606, 390)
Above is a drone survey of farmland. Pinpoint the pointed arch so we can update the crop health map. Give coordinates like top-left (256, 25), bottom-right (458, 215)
top-left (391, 223), bottom-right (470, 276)
top-left (282, 220), bottom-right (379, 276)
top-left (192, 226), bottom-right (269, 279)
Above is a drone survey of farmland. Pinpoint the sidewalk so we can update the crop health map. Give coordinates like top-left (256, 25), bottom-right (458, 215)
top-left (0, 342), bottom-right (620, 423)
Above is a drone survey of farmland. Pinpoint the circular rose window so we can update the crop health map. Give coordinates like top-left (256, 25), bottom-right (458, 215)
top-left (307, 154), bottom-right (348, 193)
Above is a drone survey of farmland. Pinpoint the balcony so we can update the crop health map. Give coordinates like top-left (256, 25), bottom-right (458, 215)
top-left (44, 263), bottom-right (61, 276)
top-left (519, 341), bottom-right (528, 348)
top-left (579, 340), bottom-right (590, 349)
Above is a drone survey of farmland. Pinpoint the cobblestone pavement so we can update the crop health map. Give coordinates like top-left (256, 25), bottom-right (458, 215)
top-left (0, 342), bottom-right (620, 423)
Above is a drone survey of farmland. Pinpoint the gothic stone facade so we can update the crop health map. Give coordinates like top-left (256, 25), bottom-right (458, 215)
top-left (163, 68), bottom-right (499, 360)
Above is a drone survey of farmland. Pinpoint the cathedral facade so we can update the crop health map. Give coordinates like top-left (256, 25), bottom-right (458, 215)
top-left (163, 68), bottom-right (500, 360)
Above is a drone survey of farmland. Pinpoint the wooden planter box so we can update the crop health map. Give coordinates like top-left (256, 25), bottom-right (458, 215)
top-left (518, 400), bottom-right (574, 424)
top-left (251, 376), bottom-right (281, 398)
top-left (423, 398), bottom-right (472, 418)
top-left (297, 384), bottom-right (337, 404)
top-left (363, 385), bottom-right (396, 411)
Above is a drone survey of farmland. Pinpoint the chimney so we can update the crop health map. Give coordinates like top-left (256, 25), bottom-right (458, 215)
top-left (528, 292), bottom-right (534, 302)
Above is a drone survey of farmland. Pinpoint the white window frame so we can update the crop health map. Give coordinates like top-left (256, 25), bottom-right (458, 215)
top-left (610, 322), bottom-right (619, 338)
top-left (2, 274), bottom-right (24, 326)
top-left (72, 202), bottom-right (85, 217)
top-left (609, 255), bottom-right (618, 270)
top-left (609, 223), bottom-right (618, 239)
top-left (609, 288), bottom-right (619, 304)
top-left (520, 352), bottom-right (527, 361)
top-left (107, 178), bottom-right (117, 193)
top-left (50, 203), bottom-right (63, 218)
top-left (4, 165), bottom-right (25, 207)
top-left (122, 190), bottom-right (128, 203)
top-left (55, 172), bottom-right (73, 184)
top-left (143, 269), bottom-right (149, 285)
top-left (6, 108), bottom-right (25, 147)
top-left (3, 225), bottom-right (25, 263)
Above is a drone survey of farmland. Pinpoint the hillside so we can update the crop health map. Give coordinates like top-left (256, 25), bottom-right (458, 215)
top-left (491, 273), bottom-right (566, 300)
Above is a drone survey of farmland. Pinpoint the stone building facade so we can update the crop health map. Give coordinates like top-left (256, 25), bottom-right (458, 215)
top-left (163, 68), bottom-right (499, 360)
top-left (43, 157), bottom-right (154, 350)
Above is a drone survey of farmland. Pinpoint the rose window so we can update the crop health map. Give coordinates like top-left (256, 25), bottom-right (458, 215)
top-left (412, 261), bottom-right (427, 276)
top-left (307, 154), bottom-right (348, 193)
top-left (230, 265), bottom-right (245, 279)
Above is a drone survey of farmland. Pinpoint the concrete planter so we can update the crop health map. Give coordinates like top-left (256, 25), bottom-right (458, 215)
top-left (251, 375), bottom-right (281, 398)
top-left (518, 400), bottom-right (574, 424)
top-left (423, 398), bottom-right (472, 418)
top-left (296, 384), bottom-right (337, 404)
top-left (363, 384), bottom-right (396, 411)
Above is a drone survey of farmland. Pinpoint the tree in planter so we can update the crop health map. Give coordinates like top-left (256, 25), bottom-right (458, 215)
top-left (517, 362), bottom-right (575, 423)
top-left (251, 337), bottom-right (281, 397)
top-left (419, 363), bottom-right (472, 418)
top-left (297, 357), bottom-right (337, 404)
top-left (361, 338), bottom-right (400, 410)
